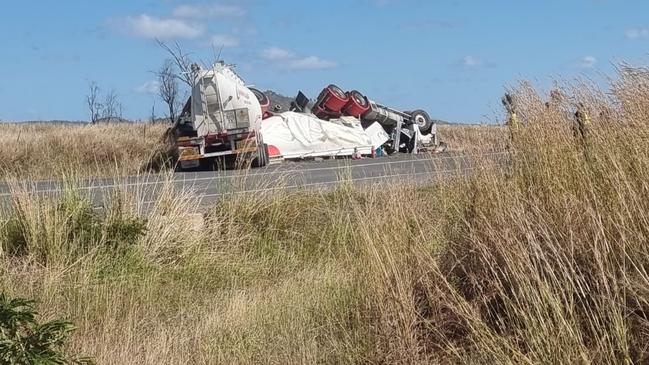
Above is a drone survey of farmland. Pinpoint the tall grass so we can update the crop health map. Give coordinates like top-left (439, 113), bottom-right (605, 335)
top-left (2, 65), bottom-right (649, 363)
top-left (438, 124), bottom-right (507, 152)
top-left (0, 122), bottom-right (169, 179)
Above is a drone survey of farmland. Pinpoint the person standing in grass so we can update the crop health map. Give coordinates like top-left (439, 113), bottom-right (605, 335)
top-left (574, 103), bottom-right (591, 146)
top-left (573, 102), bottom-right (593, 163)
top-left (502, 93), bottom-right (519, 147)
top-left (502, 93), bottom-right (519, 128)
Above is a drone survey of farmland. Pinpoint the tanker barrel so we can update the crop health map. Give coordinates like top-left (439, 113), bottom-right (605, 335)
top-left (363, 101), bottom-right (405, 127)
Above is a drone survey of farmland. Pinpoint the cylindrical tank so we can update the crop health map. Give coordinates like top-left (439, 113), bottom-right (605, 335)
top-left (362, 100), bottom-right (404, 127)
top-left (191, 64), bottom-right (262, 136)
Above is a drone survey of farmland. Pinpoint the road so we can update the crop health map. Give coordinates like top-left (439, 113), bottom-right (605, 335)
top-left (0, 151), bottom-right (508, 209)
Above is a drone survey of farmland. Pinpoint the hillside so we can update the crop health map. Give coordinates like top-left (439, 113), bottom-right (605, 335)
top-left (263, 89), bottom-right (295, 112)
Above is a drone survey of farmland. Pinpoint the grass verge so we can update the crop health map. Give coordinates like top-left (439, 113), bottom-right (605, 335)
top-left (2, 66), bottom-right (649, 363)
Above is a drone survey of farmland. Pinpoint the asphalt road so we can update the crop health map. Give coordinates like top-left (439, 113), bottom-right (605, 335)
top-left (0, 151), bottom-right (508, 209)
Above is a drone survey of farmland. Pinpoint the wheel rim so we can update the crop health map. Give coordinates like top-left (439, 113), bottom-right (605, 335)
top-left (352, 91), bottom-right (367, 106)
top-left (414, 115), bottom-right (427, 127)
top-left (251, 88), bottom-right (268, 104)
top-left (329, 85), bottom-right (345, 99)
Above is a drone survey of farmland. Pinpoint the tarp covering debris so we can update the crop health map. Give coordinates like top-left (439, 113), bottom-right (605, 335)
top-left (260, 112), bottom-right (389, 159)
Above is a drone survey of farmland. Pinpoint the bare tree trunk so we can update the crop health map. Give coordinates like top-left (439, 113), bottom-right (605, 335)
top-left (102, 90), bottom-right (119, 123)
top-left (150, 101), bottom-right (156, 124)
top-left (86, 82), bottom-right (101, 124)
top-left (157, 59), bottom-right (181, 124)
top-left (156, 39), bottom-right (197, 88)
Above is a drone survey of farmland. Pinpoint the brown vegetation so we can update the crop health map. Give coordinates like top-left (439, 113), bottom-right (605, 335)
top-left (0, 122), bottom-right (169, 179)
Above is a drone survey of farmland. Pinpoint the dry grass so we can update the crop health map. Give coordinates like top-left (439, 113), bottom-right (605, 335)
top-left (438, 124), bottom-right (507, 152)
top-left (2, 65), bottom-right (649, 364)
top-left (0, 122), bottom-right (169, 179)
top-left (0, 120), bottom-right (500, 181)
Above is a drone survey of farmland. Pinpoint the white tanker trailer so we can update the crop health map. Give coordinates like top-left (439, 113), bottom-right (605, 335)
top-left (174, 62), bottom-right (269, 170)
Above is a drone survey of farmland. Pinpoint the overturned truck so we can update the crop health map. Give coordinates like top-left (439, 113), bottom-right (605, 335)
top-left (174, 62), bottom-right (439, 170)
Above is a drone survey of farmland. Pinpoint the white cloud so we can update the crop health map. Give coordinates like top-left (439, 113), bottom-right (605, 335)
top-left (172, 4), bottom-right (246, 19)
top-left (260, 47), bottom-right (294, 61)
top-left (115, 14), bottom-right (203, 40)
top-left (287, 56), bottom-right (337, 70)
top-left (625, 28), bottom-right (649, 39)
top-left (581, 56), bottom-right (597, 68)
top-left (462, 56), bottom-right (482, 67)
top-left (261, 47), bottom-right (337, 70)
top-left (136, 80), bottom-right (160, 94)
top-left (210, 34), bottom-right (239, 47)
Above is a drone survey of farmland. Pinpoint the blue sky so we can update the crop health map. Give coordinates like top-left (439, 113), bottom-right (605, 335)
top-left (1, 0), bottom-right (648, 123)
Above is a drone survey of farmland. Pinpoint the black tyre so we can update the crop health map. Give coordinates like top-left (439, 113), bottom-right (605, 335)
top-left (250, 88), bottom-right (270, 106)
top-left (199, 157), bottom-right (216, 171)
top-left (348, 90), bottom-right (369, 107)
top-left (252, 143), bottom-right (269, 168)
top-left (327, 84), bottom-right (346, 99)
top-left (410, 109), bottom-right (432, 134)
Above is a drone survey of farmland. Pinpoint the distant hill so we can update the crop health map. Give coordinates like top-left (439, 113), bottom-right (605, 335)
top-left (263, 90), bottom-right (294, 112)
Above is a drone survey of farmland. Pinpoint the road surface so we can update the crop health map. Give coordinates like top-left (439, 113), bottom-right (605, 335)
top-left (0, 151), bottom-right (508, 209)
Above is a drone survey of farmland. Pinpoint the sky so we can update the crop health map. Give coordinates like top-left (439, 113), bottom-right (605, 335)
top-left (1, 0), bottom-right (649, 123)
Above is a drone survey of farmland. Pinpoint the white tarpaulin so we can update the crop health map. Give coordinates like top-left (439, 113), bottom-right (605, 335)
top-left (260, 112), bottom-right (389, 159)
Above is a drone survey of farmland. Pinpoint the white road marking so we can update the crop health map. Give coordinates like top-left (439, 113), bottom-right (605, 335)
top-left (0, 151), bottom-right (507, 197)
top-left (135, 166), bottom-right (477, 207)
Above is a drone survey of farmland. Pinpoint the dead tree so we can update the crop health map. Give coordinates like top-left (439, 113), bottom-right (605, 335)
top-left (86, 81), bottom-right (101, 124)
top-left (156, 39), bottom-right (196, 88)
top-left (157, 59), bottom-right (180, 123)
top-left (102, 90), bottom-right (120, 123)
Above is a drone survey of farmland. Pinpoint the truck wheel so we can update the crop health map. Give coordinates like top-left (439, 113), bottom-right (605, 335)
top-left (328, 84), bottom-right (346, 99)
top-left (199, 157), bottom-right (216, 171)
top-left (252, 143), bottom-right (269, 168)
top-left (250, 88), bottom-right (270, 106)
top-left (349, 90), bottom-right (368, 107)
top-left (410, 109), bottom-right (432, 134)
